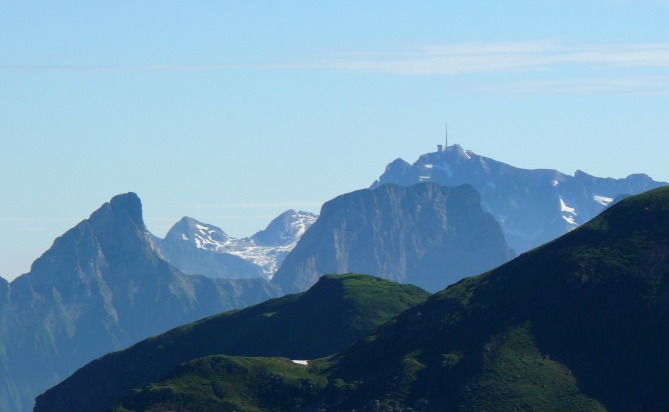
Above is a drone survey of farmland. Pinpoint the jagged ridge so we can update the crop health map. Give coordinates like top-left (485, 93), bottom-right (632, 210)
top-left (372, 144), bottom-right (666, 254)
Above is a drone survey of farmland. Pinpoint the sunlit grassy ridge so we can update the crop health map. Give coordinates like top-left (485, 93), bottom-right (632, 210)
top-left (36, 274), bottom-right (429, 412)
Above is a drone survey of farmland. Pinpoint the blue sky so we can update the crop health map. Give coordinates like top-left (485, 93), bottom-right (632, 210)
top-left (1, 1), bottom-right (668, 280)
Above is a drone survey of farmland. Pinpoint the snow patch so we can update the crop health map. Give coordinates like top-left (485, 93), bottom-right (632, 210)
top-left (424, 164), bottom-right (433, 169)
top-left (551, 179), bottom-right (559, 187)
top-left (181, 234), bottom-right (189, 241)
top-left (292, 360), bottom-right (309, 366)
top-left (559, 197), bottom-right (577, 215)
top-left (562, 215), bottom-right (576, 225)
top-left (593, 195), bottom-right (613, 206)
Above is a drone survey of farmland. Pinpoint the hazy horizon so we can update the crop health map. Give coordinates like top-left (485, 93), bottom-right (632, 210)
top-left (2, 1), bottom-right (668, 280)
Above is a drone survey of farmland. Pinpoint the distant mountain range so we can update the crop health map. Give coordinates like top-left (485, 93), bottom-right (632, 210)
top-left (45, 186), bottom-right (669, 411)
top-left (4, 144), bottom-right (667, 411)
top-left (154, 210), bottom-right (317, 279)
top-left (372, 144), bottom-right (667, 253)
top-left (1, 183), bottom-right (507, 411)
top-left (273, 183), bottom-right (515, 293)
top-left (0, 194), bottom-right (281, 412)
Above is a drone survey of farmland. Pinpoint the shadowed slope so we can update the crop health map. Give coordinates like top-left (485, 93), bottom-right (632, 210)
top-left (35, 274), bottom-right (429, 412)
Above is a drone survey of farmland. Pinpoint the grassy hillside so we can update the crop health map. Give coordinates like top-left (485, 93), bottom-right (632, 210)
top-left (107, 187), bottom-right (669, 411)
top-left (35, 274), bottom-right (429, 412)
top-left (116, 356), bottom-right (328, 412)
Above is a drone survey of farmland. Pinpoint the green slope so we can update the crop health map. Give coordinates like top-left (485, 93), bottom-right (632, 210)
top-left (116, 356), bottom-right (328, 412)
top-left (107, 187), bottom-right (669, 411)
top-left (35, 274), bottom-right (429, 412)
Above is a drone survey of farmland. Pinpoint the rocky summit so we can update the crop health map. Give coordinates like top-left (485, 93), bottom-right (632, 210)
top-left (372, 144), bottom-right (666, 253)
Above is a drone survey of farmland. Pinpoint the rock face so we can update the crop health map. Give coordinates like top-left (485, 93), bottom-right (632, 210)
top-left (273, 183), bottom-right (515, 293)
top-left (155, 210), bottom-right (317, 279)
top-left (0, 193), bottom-right (281, 412)
top-left (372, 144), bottom-right (667, 253)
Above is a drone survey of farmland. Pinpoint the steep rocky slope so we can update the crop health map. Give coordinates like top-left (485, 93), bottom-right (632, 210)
top-left (274, 183), bottom-right (515, 293)
top-left (0, 193), bottom-right (280, 412)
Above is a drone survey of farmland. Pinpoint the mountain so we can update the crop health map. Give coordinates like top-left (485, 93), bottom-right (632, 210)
top-left (152, 217), bottom-right (267, 280)
top-left (84, 186), bottom-right (669, 411)
top-left (273, 183), bottom-right (515, 293)
top-left (34, 274), bottom-right (430, 412)
top-left (251, 209), bottom-right (318, 248)
top-left (155, 210), bottom-right (317, 279)
top-left (372, 144), bottom-right (667, 254)
top-left (0, 193), bottom-right (281, 412)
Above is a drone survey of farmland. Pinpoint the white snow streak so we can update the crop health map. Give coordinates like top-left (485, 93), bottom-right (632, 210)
top-left (559, 197), bottom-right (577, 215)
top-left (593, 195), bottom-right (613, 206)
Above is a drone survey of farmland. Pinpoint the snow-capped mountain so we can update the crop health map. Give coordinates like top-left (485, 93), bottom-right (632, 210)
top-left (371, 144), bottom-right (667, 253)
top-left (251, 209), bottom-right (317, 248)
top-left (156, 210), bottom-right (318, 279)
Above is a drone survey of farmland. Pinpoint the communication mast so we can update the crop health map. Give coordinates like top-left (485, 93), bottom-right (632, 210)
top-left (437, 123), bottom-right (448, 152)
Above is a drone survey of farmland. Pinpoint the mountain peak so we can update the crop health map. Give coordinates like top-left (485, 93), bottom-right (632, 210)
top-left (374, 147), bottom-right (667, 254)
top-left (81, 192), bottom-right (146, 234)
top-left (106, 192), bottom-right (144, 229)
top-left (25, 193), bottom-right (150, 277)
top-left (164, 217), bottom-right (229, 244)
top-left (251, 209), bottom-right (318, 247)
